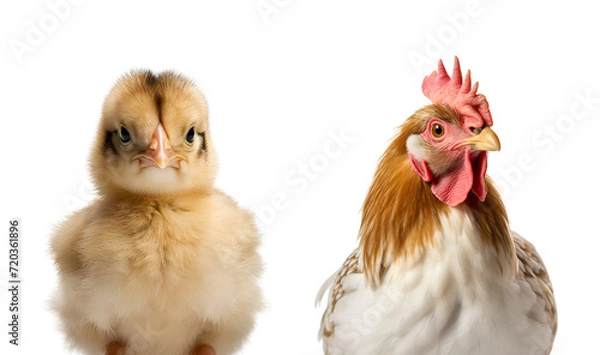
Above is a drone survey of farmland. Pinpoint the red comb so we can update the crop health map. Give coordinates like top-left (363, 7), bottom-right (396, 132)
top-left (422, 56), bottom-right (493, 130)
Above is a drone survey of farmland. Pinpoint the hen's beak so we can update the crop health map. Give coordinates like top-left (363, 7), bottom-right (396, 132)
top-left (456, 127), bottom-right (501, 152)
top-left (135, 123), bottom-right (181, 169)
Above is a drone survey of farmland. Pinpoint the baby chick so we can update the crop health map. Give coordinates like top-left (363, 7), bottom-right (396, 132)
top-left (51, 71), bottom-right (263, 355)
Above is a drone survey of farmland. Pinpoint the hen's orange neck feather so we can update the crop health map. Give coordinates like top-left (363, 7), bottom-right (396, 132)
top-left (359, 106), bottom-right (516, 288)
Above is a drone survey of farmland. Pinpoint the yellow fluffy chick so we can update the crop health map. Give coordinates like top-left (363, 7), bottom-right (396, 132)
top-left (51, 71), bottom-right (263, 355)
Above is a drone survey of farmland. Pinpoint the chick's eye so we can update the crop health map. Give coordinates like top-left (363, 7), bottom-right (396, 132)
top-left (432, 123), bottom-right (444, 138)
top-left (119, 126), bottom-right (131, 143)
top-left (185, 127), bottom-right (195, 143)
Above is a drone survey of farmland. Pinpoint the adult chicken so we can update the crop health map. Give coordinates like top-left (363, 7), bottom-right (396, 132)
top-left (318, 57), bottom-right (556, 355)
top-left (51, 71), bottom-right (263, 355)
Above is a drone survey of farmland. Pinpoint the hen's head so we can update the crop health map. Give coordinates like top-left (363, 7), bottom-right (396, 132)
top-left (405, 57), bottom-right (499, 206)
top-left (360, 58), bottom-right (510, 286)
top-left (90, 70), bottom-right (217, 196)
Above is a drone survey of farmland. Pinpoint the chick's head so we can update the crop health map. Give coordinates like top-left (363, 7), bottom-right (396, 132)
top-left (91, 70), bottom-right (217, 196)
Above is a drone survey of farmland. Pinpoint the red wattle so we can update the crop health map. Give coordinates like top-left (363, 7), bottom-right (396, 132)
top-left (430, 149), bottom-right (473, 207)
top-left (470, 151), bottom-right (488, 202)
top-left (409, 149), bottom-right (488, 207)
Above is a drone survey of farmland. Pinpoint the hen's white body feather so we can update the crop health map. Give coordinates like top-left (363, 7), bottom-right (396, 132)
top-left (320, 209), bottom-right (554, 355)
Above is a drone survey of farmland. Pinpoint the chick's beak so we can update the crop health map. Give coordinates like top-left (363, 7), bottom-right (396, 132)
top-left (136, 123), bottom-right (180, 169)
top-left (456, 126), bottom-right (501, 152)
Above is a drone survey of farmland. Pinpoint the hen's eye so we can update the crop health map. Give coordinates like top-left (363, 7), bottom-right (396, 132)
top-left (185, 127), bottom-right (195, 143)
top-left (119, 126), bottom-right (131, 143)
top-left (432, 123), bottom-right (444, 138)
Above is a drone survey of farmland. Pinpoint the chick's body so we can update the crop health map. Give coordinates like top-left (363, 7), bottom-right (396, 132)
top-left (52, 71), bottom-right (262, 355)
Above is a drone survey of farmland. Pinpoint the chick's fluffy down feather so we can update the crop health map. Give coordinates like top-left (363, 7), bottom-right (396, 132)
top-left (51, 70), bottom-right (262, 355)
top-left (52, 192), bottom-right (262, 355)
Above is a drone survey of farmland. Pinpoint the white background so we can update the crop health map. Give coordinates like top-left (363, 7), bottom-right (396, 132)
top-left (1, 0), bottom-right (599, 354)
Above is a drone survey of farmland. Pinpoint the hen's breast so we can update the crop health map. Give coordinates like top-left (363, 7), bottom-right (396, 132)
top-left (323, 209), bottom-right (555, 355)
